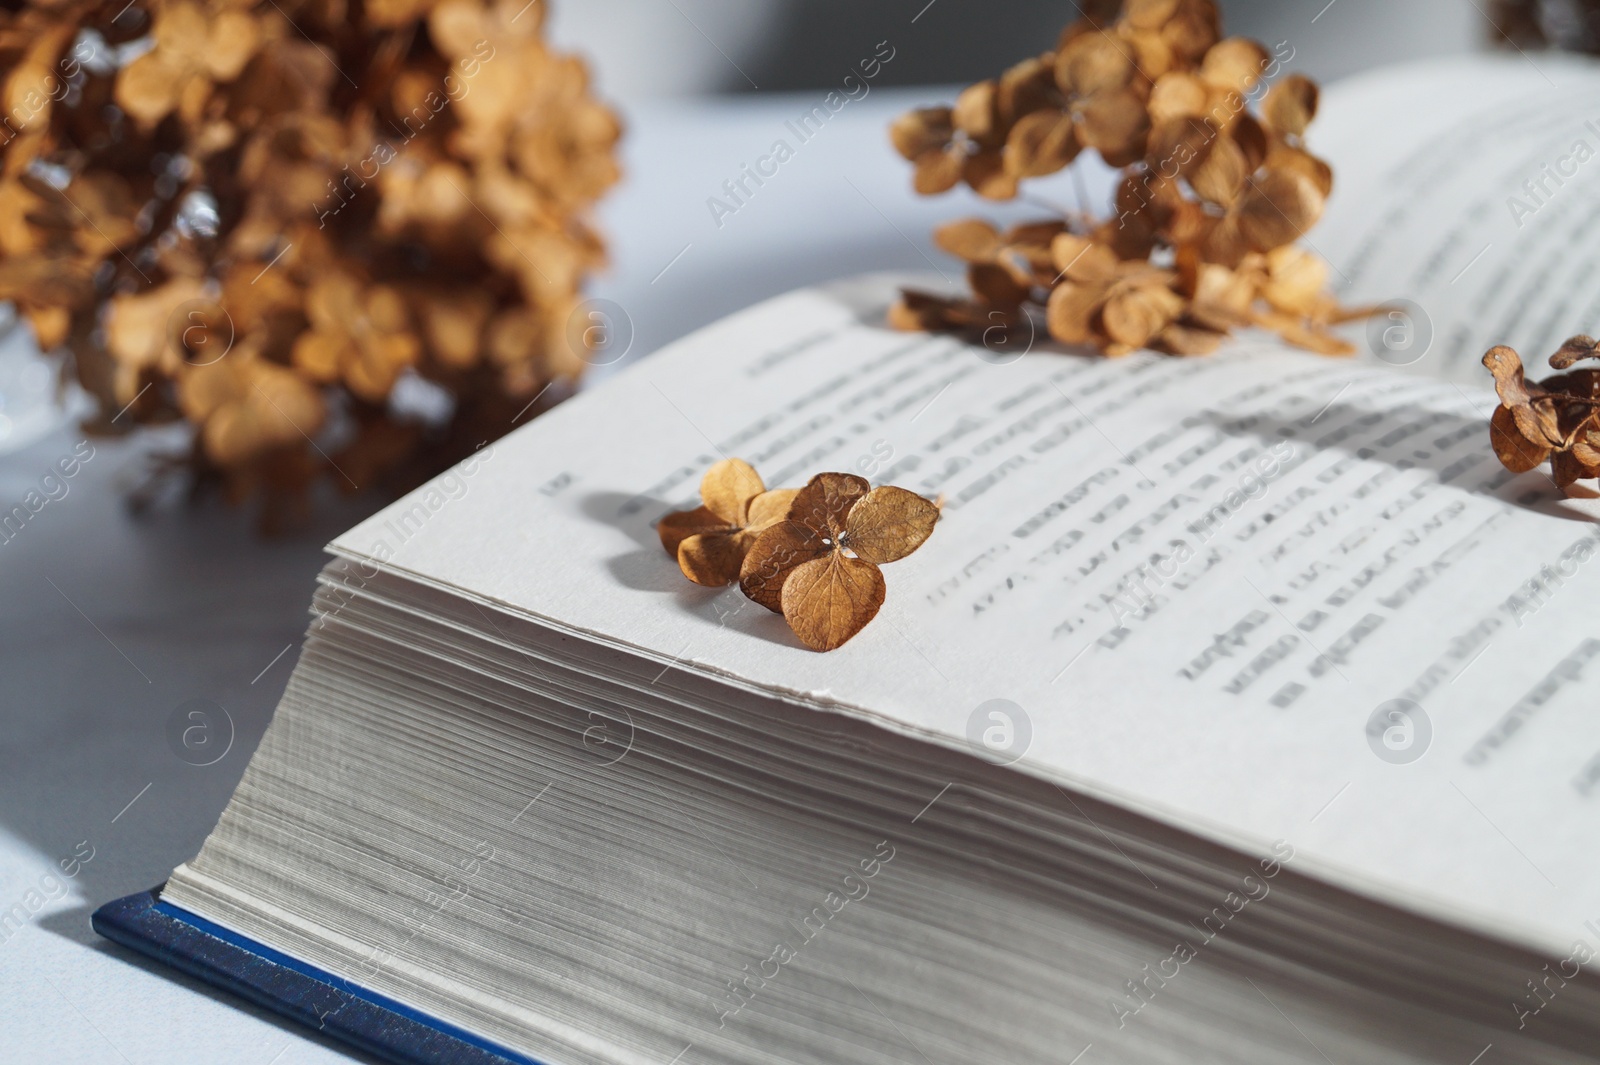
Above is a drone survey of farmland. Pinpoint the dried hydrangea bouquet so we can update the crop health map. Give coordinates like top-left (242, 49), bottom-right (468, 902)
top-left (0, 0), bottom-right (619, 526)
top-left (888, 0), bottom-right (1368, 358)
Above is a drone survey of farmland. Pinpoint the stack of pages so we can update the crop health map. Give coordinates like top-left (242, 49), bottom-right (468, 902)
top-left (143, 57), bottom-right (1600, 1065)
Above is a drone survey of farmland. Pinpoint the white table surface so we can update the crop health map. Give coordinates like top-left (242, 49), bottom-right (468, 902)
top-left (0, 86), bottom-right (1016, 1064)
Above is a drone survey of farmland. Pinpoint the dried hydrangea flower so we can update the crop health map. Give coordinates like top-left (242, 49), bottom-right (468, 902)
top-left (114, 1), bottom-right (259, 128)
top-left (890, 106), bottom-right (965, 195)
top-left (890, 0), bottom-right (1365, 359)
top-left (1054, 30), bottom-right (1149, 167)
top-left (657, 459), bottom-right (798, 587)
top-left (740, 473), bottom-right (939, 652)
top-left (0, 0), bottom-right (620, 529)
top-left (1045, 234), bottom-right (1185, 354)
top-left (1484, 339), bottom-right (1600, 491)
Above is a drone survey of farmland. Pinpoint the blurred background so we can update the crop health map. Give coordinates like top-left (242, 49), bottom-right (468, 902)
top-left (547, 0), bottom-right (1484, 106)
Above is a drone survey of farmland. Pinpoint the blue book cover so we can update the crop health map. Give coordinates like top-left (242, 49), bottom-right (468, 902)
top-left (92, 888), bottom-right (543, 1065)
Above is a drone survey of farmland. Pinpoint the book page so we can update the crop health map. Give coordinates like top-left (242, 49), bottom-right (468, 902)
top-left (1312, 54), bottom-right (1600, 382)
top-left (331, 61), bottom-right (1600, 958)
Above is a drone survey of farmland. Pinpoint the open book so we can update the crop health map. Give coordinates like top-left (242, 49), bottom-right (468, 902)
top-left (99, 56), bottom-right (1600, 1065)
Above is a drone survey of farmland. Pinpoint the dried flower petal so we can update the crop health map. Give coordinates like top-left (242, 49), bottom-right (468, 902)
top-left (913, 146), bottom-right (967, 195)
top-left (934, 219), bottom-right (1004, 263)
top-left (740, 520), bottom-right (830, 612)
top-left (789, 472), bottom-right (870, 537)
top-left (1549, 334), bottom-right (1600, 369)
top-left (1262, 75), bottom-right (1319, 138)
top-left (1490, 405), bottom-right (1549, 473)
top-left (658, 506), bottom-right (727, 558)
top-left (1485, 344), bottom-right (1564, 447)
top-left (1199, 38), bottom-right (1268, 97)
top-left (1234, 168), bottom-right (1324, 253)
top-left (891, 107), bottom-right (955, 160)
top-left (781, 553), bottom-right (886, 652)
top-left (679, 530), bottom-right (760, 588)
top-left (660, 460), bottom-right (792, 587)
top-left (701, 457), bottom-right (766, 525)
top-left (845, 486), bottom-right (940, 564)
top-left (953, 81), bottom-right (1001, 145)
top-left (1005, 110), bottom-right (1081, 178)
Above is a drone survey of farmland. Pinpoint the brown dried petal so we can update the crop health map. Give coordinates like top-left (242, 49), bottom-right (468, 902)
top-left (1235, 169), bottom-right (1324, 252)
top-left (781, 553), bottom-right (886, 652)
top-left (1199, 38), bottom-right (1269, 96)
top-left (1003, 220), bottom-right (1069, 247)
top-left (1056, 31), bottom-right (1137, 96)
top-left (789, 472), bottom-right (870, 537)
top-left (1189, 132), bottom-right (1248, 206)
top-left (1156, 322), bottom-right (1224, 355)
top-left (700, 457), bottom-right (766, 525)
top-left (1146, 115), bottom-right (1215, 179)
top-left (740, 520), bottom-right (830, 612)
top-left (845, 486), bottom-right (939, 564)
top-left (997, 56), bottom-right (1058, 124)
top-left (934, 218), bottom-right (1003, 263)
top-left (678, 529), bottom-right (755, 587)
top-left (1262, 74), bottom-right (1319, 138)
top-left (888, 290), bottom-right (990, 333)
top-left (420, 290), bottom-right (493, 369)
top-left (1076, 90), bottom-right (1150, 159)
top-left (1232, 114), bottom-right (1269, 173)
top-left (1250, 308), bottom-right (1355, 356)
top-left (1267, 142), bottom-right (1334, 198)
top-left (1124, 27), bottom-right (1178, 81)
top-left (1046, 281), bottom-right (1105, 345)
top-left (1551, 449), bottom-right (1590, 491)
top-left (747, 488), bottom-right (799, 530)
top-left (116, 52), bottom-right (186, 127)
top-left (997, 242), bottom-right (1055, 287)
top-left (964, 151), bottom-right (1019, 200)
top-left (1147, 72), bottom-right (1209, 124)
top-left (953, 81), bottom-right (1000, 146)
top-left (1103, 286), bottom-right (1179, 349)
top-left (658, 505), bottom-right (729, 558)
top-left (1483, 345), bottom-right (1536, 405)
top-left (913, 146), bottom-right (966, 195)
top-left (1050, 234), bottom-right (1120, 282)
top-left (1125, 0), bottom-right (1182, 30)
top-left (1549, 335), bottom-right (1600, 369)
top-left (1542, 368), bottom-right (1600, 402)
top-left (205, 10), bottom-right (259, 81)
top-left (969, 263), bottom-right (1029, 308)
top-left (1004, 109), bottom-right (1080, 178)
top-left (1161, 5), bottom-right (1222, 62)
top-left (1261, 245), bottom-right (1327, 316)
top-left (891, 107), bottom-right (955, 160)
top-left (1490, 405), bottom-right (1549, 473)
top-left (291, 331), bottom-right (345, 383)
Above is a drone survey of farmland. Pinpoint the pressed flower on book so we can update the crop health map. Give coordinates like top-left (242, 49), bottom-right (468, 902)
top-left (1485, 337), bottom-right (1600, 494)
top-left (658, 460), bottom-right (940, 652)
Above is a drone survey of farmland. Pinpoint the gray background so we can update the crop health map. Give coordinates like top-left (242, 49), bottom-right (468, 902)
top-left (548, 0), bottom-right (1484, 104)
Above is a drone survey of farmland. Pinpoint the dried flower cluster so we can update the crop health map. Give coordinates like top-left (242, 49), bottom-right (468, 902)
top-left (888, 0), bottom-right (1365, 357)
top-left (1490, 0), bottom-right (1600, 53)
top-left (659, 459), bottom-right (940, 652)
top-left (1485, 338), bottom-right (1600, 492)
top-left (0, 0), bottom-right (619, 526)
